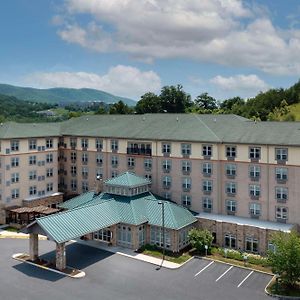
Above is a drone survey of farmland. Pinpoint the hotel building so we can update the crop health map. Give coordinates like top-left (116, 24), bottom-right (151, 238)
top-left (1, 114), bottom-right (299, 253)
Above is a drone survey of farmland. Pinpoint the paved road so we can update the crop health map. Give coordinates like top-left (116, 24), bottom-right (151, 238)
top-left (0, 239), bottom-right (272, 300)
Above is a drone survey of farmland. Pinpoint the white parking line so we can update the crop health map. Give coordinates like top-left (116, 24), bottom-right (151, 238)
top-left (215, 265), bottom-right (233, 282)
top-left (237, 271), bottom-right (254, 288)
top-left (194, 261), bottom-right (214, 277)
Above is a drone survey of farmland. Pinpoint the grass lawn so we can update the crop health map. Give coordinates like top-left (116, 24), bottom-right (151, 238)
top-left (139, 245), bottom-right (191, 264)
top-left (267, 279), bottom-right (300, 297)
top-left (4, 227), bottom-right (19, 232)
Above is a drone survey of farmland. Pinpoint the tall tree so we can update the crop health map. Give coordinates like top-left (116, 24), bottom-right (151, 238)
top-left (135, 92), bottom-right (161, 114)
top-left (219, 96), bottom-right (245, 114)
top-left (194, 93), bottom-right (218, 112)
top-left (109, 101), bottom-right (132, 114)
top-left (159, 85), bottom-right (192, 113)
top-left (268, 231), bottom-right (300, 288)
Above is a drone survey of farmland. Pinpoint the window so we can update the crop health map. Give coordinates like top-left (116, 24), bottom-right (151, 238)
top-left (162, 176), bottom-right (171, 189)
top-left (182, 160), bottom-right (191, 174)
top-left (96, 154), bottom-right (103, 165)
top-left (249, 203), bottom-right (261, 216)
top-left (96, 168), bottom-right (103, 179)
top-left (111, 139), bottom-right (118, 151)
top-left (11, 188), bottom-right (19, 199)
top-left (82, 152), bottom-right (88, 164)
top-left (225, 164), bottom-right (236, 177)
top-left (111, 156), bottom-right (118, 167)
top-left (202, 145), bottom-right (212, 157)
top-left (182, 194), bottom-right (191, 206)
top-left (46, 183), bottom-right (53, 192)
top-left (81, 138), bottom-right (88, 149)
top-left (29, 170), bottom-right (37, 180)
top-left (182, 177), bottom-right (191, 190)
top-left (202, 162), bottom-right (212, 175)
top-left (10, 172), bottom-right (19, 184)
top-left (249, 147), bottom-right (260, 159)
top-left (71, 179), bottom-right (77, 191)
top-left (71, 152), bottom-right (76, 162)
top-left (181, 143), bottom-right (191, 156)
top-left (245, 237), bottom-right (258, 253)
top-left (275, 148), bottom-right (288, 161)
top-left (226, 182), bottom-right (236, 195)
top-left (82, 181), bottom-right (89, 192)
top-left (144, 158), bottom-right (152, 170)
top-left (29, 186), bottom-right (37, 196)
top-left (163, 192), bottom-right (171, 200)
top-left (111, 170), bottom-right (118, 178)
top-left (276, 187), bottom-right (288, 201)
top-left (128, 157), bottom-right (135, 168)
top-left (82, 167), bottom-right (88, 178)
top-left (249, 165), bottom-right (260, 179)
top-left (70, 138), bottom-right (77, 148)
top-left (275, 167), bottom-right (288, 181)
top-left (10, 140), bottom-right (19, 151)
top-left (276, 206), bottom-right (288, 220)
top-left (145, 174), bottom-right (152, 182)
top-left (203, 180), bottom-right (212, 192)
top-left (226, 146), bottom-right (236, 159)
top-left (46, 153), bottom-right (53, 163)
top-left (249, 184), bottom-right (260, 197)
top-left (162, 160), bottom-right (172, 172)
top-left (29, 139), bottom-right (37, 150)
top-left (225, 234), bottom-right (236, 249)
top-left (46, 138), bottom-right (53, 149)
top-left (29, 155), bottom-right (36, 165)
top-left (95, 138), bottom-right (103, 150)
top-left (162, 143), bottom-right (171, 155)
top-left (226, 200), bottom-right (236, 213)
top-left (11, 157), bottom-right (19, 168)
top-left (46, 168), bottom-right (53, 177)
top-left (71, 165), bottom-right (77, 176)
top-left (150, 226), bottom-right (171, 249)
top-left (203, 197), bottom-right (212, 211)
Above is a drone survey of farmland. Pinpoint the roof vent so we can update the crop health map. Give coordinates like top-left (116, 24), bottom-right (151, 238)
top-left (142, 116), bottom-right (146, 121)
top-left (213, 118), bottom-right (216, 122)
top-left (176, 117), bottom-right (179, 122)
top-left (0, 123), bottom-right (3, 126)
top-left (86, 118), bottom-right (89, 121)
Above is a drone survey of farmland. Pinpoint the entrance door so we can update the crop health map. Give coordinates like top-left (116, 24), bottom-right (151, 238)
top-left (117, 225), bottom-right (132, 248)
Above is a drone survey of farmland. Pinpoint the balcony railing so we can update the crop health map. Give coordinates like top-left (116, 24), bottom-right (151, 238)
top-left (127, 147), bottom-right (152, 156)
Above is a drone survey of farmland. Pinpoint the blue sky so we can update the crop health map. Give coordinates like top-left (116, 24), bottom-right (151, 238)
top-left (0, 0), bottom-right (300, 101)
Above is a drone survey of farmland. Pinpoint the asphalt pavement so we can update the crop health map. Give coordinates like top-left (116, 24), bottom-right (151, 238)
top-left (0, 239), bottom-right (272, 300)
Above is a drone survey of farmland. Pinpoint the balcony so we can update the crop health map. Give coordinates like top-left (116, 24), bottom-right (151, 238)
top-left (127, 147), bottom-right (152, 156)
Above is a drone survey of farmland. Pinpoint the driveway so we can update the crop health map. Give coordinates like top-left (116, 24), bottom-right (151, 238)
top-left (0, 239), bottom-right (272, 300)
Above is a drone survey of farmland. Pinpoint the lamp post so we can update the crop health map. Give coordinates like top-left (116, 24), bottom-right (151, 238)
top-left (156, 201), bottom-right (165, 270)
top-left (204, 245), bottom-right (208, 256)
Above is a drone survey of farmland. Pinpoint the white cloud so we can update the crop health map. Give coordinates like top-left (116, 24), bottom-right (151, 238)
top-left (24, 65), bottom-right (161, 99)
top-left (54, 0), bottom-right (300, 75)
top-left (210, 74), bottom-right (270, 96)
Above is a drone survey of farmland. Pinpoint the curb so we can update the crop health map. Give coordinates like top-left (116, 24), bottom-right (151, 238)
top-left (265, 277), bottom-right (300, 300)
top-left (12, 253), bottom-right (85, 279)
top-left (196, 255), bottom-right (274, 276)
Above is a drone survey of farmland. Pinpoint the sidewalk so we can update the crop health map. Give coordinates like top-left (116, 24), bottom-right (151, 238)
top-left (74, 239), bottom-right (187, 269)
top-left (0, 228), bottom-right (47, 240)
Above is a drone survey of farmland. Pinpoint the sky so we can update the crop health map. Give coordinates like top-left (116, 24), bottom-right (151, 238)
top-left (0, 0), bottom-right (300, 101)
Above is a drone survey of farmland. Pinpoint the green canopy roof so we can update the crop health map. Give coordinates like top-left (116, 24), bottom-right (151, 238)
top-left (28, 192), bottom-right (196, 243)
top-left (104, 172), bottom-right (151, 187)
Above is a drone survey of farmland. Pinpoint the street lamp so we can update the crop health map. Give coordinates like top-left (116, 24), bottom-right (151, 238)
top-left (156, 200), bottom-right (165, 270)
top-left (204, 245), bottom-right (208, 256)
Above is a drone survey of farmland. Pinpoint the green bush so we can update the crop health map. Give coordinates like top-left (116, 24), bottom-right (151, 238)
top-left (188, 228), bottom-right (213, 254)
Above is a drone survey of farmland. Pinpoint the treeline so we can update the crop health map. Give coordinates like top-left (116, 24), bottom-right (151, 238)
top-left (0, 94), bottom-right (57, 122)
top-left (99, 80), bottom-right (300, 121)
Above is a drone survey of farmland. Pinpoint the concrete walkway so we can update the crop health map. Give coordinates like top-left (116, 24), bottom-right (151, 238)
top-left (0, 228), bottom-right (47, 240)
top-left (74, 239), bottom-right (188, 269)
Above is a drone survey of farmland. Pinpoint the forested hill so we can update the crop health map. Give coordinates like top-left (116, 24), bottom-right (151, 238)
top-left (0, 83), bottom-right (136, 106)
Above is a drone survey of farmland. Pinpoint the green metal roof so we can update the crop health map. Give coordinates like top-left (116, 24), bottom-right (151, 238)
top-left (59, 191), bottom-right (96, 210)
top-left (29, 191), bottom-right (196, 243)
top-left (104, 172), bottom-right (151, 187)
top-left (3, 114), bottom-right (300, 145)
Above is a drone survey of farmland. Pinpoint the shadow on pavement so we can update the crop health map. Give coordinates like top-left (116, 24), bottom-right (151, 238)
top-left (13, 242), bottom-right (114, 281)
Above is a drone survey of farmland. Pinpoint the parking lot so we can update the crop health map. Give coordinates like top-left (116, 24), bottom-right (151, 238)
top-left (0, 239), bottom-right (273, 300)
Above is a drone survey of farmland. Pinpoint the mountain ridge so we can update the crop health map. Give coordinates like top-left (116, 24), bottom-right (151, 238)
top-left (0, 83), bottom-right (136, 106)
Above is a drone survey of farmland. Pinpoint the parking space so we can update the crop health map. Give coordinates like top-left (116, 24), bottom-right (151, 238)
top-left (191, 258), bottom-right (272, 291)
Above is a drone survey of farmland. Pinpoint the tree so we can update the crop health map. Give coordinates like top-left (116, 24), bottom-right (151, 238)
top-left (194, 93), bottom-right (218, 112)
top-left (160, 85), bottom-right (192, 113)
top-left (219, 96), bottom-right (245, 114)
top-left (135, 92), bottom-right (161, 114)
top-left (188, 228), bottom-right (213, 254)
top-left (109, 101), bottom-right (133, 114)
top-left (268, 231), bottom-right (300, 288)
